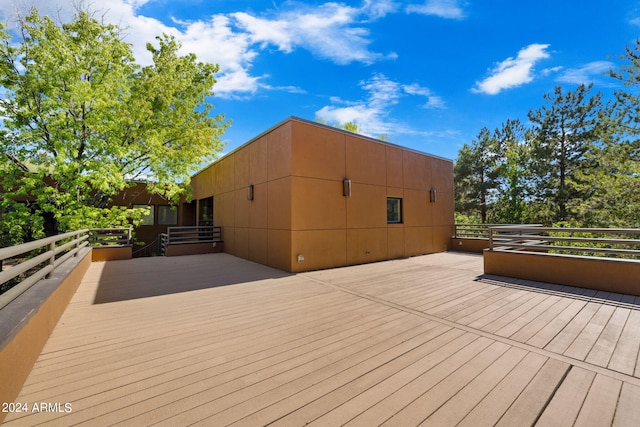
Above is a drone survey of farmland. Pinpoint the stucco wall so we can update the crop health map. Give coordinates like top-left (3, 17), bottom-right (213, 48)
top-left (192, 121), bottom-right (293, 271)
top-left (484, 249), bottom-right (640, 296)
top-left (191, 117), bottom-right (454, 272)
top-left (0, 248), bottom-right (91, 422)
top-left (288, 120), bottom-right (453, 272)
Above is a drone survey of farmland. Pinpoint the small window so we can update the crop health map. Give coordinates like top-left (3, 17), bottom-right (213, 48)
top-left (133, 204), bottom-right (154, 226)
top-left (158, 205), bottom-right (178, 225)
top-left (387, 198), bottom-right (402, 224)
top-left (199, 197), bottom-right (213, 226)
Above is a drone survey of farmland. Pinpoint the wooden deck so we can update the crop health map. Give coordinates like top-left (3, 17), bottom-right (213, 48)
top-left (4, 252), bottom-right (640, 426)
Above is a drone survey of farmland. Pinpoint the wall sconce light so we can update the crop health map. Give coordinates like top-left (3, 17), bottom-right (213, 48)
top-left (247, 184), bottom-right (254, 201)
top-left (297, 254), bottom-right (305, 263)
top-left (429, 188), bottom-right (437, 203)
top-left (343, 179), bottom-right (352, 197)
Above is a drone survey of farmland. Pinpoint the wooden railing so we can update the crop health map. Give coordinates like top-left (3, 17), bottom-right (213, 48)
top-left (488, 226), bottom-right (640, 259)
top-left (160, 226), bottom-right (223, 256)
top-left (0, 228), bottom-right (131, 309)
top-left (88, 228), bottom-right (132, 246)
top-left (0, 230), bottom-right (89, 310)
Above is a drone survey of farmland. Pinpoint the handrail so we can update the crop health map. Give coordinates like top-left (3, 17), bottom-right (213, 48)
top-left (487, 226), bottom-right (640, 259)
top-left (0, 228), bottom-right (132, 310)
top-left (160, 233), bottom-right (168, 256)
top-left (132, 235), bottom-right (161, 257)
top-left (88, 228), bottom-right (132, 246)
top-left (0, 230), bottom-right (88, 310)
top-left (454, 223), bottom-right (542, 239)
top-left (165, 226), bottom-right (222, 245)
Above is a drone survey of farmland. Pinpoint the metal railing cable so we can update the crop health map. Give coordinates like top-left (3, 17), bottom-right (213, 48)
top-left (487, 226), bottom-right (640, 259)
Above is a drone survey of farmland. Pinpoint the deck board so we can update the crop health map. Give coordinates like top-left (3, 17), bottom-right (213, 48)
top-left (608, 309), bottom-right (640, 376)
top-left (456, 352), bottom-right (548, 427)
top-left (4, 251), bottom-right (640, 426)
top-left (534, 366), bottom-right (595, 426)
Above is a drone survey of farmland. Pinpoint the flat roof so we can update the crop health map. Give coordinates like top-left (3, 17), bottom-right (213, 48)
top-left (192, 116), bottom-right (453, 179)
top-left (6, 252), bottom-right (640, 425)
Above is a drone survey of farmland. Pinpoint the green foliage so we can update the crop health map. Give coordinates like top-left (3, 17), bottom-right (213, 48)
top-left (0, 8), bottom-right (228, 245)
top-left (455, 79), bottom-right (628, 227)
top-left (314, 117), bottom-right (390, 141)
top-left (454, 212), bottom-right (482, 225)
top-left (342, 121), bottom-right (360, 133)
top-left (490, 119), bottom-right (531, 224)
top-left (527, 84), bottom-right (603, 223)
top-left (610, 39), bottom-right (640, 137)
top-left (454, 127), bottom-right (501, 223)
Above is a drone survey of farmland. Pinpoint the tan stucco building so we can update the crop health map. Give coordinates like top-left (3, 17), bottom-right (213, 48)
top-left (190, 117), bottom-right (454, 272)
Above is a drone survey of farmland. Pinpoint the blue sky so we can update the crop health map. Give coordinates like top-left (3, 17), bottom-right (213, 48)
top-left (2, 0), bottom-right (639, 160)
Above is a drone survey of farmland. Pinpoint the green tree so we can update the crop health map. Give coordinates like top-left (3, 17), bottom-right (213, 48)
top-left (490, 119), bottom-right (532, 224)
top-left (572, 40), bottom-right (640, 227)
top-left (609, 39), bottom-right (640, 137)
top-left (527, 84), bottom-right (602, 224)
top-left (342, 121), bottom-right (360, 133)
top-left (454, 127), bottom-right (501, 223)
top-left (573, 140), bottom-right (640, 227)
top-left (0, 9), bottom-right (228, 244)
top-left (314, 117), bottom-right (389, 141)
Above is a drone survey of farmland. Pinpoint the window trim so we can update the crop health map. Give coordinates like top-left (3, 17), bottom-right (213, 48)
top-left (386, 197), bottom-right (403, 224)
top-left (157, 205), bottom-right (178, 225)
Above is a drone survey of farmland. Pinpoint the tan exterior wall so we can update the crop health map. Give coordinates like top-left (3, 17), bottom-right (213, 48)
top-left (484, 250), bottom-right (640, 296)
top-left (0, 249), bottom-right (91, 423)
top-left (165, 242), bottom-right (223, 257)
top-left (191, 117), bottom-right (454, 272)
top-left (451, 238), bottom-right (490, 253)
top-left (192, 122), bottom-right (293, 271)
top-left (288, 121), bottom-right (453, 272)
top-left (91, 246), bottom-right (133, 261)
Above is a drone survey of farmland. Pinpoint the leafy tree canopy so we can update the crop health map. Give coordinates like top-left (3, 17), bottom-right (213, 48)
top-left (455, 41), bottom-right (640, 228)
top-left (0, 8), bottom-right (229, 245)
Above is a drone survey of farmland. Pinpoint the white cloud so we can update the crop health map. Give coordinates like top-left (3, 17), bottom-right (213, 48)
top-left (0, 1), bottom-right (412, 98)
top-left (214, 69), bottom-right (261, 99)
top-left (361, 0), bottom-right (400, 20)
top-left (406, 0), bottom-right (465, 19)
top-left (260, 84), bottom-right (307, 95)
top-left (472, 43), bottom-right (551, 95)
top-left (403, 83), bottom-right (446, 108)
top-left (232, 3), bottom-right (395, 65)
top-left (556, 61), bottom-right (613, 84)
top-left (231, 12), bottom-right (292, 52)
top-left (316, 74), bottom-right (401, 136)
top-left (541, 66), bottom-right (563, 77)
top-left (363, 74), bottom-right (403, 108)
top-left (316, 74), bottom-right (445, 136)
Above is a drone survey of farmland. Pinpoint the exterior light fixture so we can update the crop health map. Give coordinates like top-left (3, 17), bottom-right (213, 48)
top-left (247, 184), bottom-right (254, 201)
top-left (429, 188), bottom-right (437, 203)
top-left (343, 179), bottom-right (352, 197)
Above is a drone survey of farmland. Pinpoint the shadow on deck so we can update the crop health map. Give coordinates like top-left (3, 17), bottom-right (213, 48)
top-left (93, 253), bottom-right (291, 304)
top-left (4, 251), bottom-right (640, 426)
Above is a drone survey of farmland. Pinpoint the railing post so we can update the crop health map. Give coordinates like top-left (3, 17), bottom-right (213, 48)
top-left (74, 230), bottom-right (81, 256)
top-left (47, 241), bottom-right (56, 278)
top-left (489, 228), bottom-right (494, 250)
